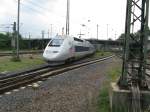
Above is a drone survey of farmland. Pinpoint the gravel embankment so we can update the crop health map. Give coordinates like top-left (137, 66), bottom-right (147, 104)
top-left (0, 57), bottom-right (121, 112)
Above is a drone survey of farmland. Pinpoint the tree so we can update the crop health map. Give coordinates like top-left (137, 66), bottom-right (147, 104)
top-left (117, 28), bottom-right (150, 42)
top-left (117, 33), bottom-right (125, 42)
top-left (0, 33), bottom-right (11, 50)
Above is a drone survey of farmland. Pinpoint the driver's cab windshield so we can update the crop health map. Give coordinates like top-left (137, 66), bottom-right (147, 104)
top-left (48, 39), bottom-right (64, 47)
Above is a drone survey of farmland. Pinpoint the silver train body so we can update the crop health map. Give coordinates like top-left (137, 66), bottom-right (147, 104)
top-left (43, 35), bottom-right (95, 62)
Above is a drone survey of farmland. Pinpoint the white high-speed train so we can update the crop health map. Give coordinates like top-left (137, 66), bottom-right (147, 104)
top-left (43, 35), bottom-right (95, 63)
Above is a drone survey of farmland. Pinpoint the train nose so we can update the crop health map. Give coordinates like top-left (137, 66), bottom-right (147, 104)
top-left (43, 50), bottom-right (60, 61)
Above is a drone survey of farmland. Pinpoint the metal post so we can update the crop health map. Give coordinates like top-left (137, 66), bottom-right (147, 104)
top-left (50, 24), bottom-right (53, 38)
top-left (48, 29), bottom-right (49, 39)
top-left (17, 0), bottom-right (20, 59)
top-left (62, 27), bottom-right (64, 35)
top-left (12, 22), bottom-right (16, 52)
top-left (97, 24), bottom-right (99, 40)
top-left (115, 32), bottom-right (117, 40)
top-left (66, 0), bottom-right (70, 35)
top-left (41, 30), bottom-right (44, 50)
top-left (107, 24), bottom-right (108, 39)
top-left (28, 33), bottom-right (31, 50)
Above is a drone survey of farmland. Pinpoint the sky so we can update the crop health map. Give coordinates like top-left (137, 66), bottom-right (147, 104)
top-left (0, 0), bottom-right (128, 40)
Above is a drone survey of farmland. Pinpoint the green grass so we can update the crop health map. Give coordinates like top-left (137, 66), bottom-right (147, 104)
top-left (0, 51), bottom-right (112, 73)
top-left (0, 55), bottom-right (45, 73)
top-left (97, 87), bottom-right (110, 112)
top-left (108, 67), bottom-right (121, 82)
top-left (0, 49), bottom-right (42, 53)
top-left (92, 51), bottom-right (112, 58)
top-left (0, 51), bottom-right (120, 112)
top-left (97, 67), bottom-right (121, 112)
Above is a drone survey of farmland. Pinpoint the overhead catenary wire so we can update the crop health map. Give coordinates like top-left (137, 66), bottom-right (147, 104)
top-left (11, 0), bottom-right (64, 21)
top-left (19, 0), bottom-right (65, 19)
top-left (20, 3), bottom-right (48, 18)
top-left (11, 0), bottom-right (67, 38)
top-left (18, 0), bottom-right (66, 34)
top-left (24, 0), bottom-right (52, 13)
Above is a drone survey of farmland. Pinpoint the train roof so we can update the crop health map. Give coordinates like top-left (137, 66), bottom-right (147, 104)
top-left (53, 35), bottom-right (70, 39)
top-left (52, 35), bottom-right (88, 43)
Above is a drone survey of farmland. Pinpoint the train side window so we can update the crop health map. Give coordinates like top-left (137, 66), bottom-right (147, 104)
top-left (75, 46), bottom-right (89, 52)
top-left (74, 37), bottom-right (83, 42)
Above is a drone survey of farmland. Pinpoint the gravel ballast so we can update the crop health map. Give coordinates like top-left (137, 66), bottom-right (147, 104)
top-left (0, 57), bottom-right (121, 112)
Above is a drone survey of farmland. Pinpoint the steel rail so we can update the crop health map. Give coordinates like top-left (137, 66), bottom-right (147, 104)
top-left (0, 55), bottom-right (114, 94)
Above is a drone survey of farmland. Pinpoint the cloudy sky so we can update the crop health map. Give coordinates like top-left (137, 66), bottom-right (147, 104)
top-left (0, 0), bottom-right (127, 40)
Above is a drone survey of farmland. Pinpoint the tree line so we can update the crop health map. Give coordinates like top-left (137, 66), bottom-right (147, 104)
top-left (0, 33), bottom-right (50, 50)
top-left (117, 29), bottom-right (150, 42)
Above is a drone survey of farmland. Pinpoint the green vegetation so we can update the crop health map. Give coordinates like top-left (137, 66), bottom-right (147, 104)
top-left (108, 67), bottom-right (121, 82)
top-left (0, 51), bottom-right (111, 74)
top-left (0, 55), bottom-right (45, 73)
top-left (0, 33), bottom-right (27, 50)
top-left (0, 33), bottom-right (49, 50)
top-left (117, 28), bottom-right (150, 42)
top-left (97, 87), bottom-right (110, 112)
top-left (97, 67), bottom-right (121, 112)
top-left (0, 33), bottom-right (11, 50)
top-left (93, 51), bottom-right (112, 58)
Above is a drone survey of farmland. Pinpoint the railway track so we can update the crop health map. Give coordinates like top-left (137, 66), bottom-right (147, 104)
top-left (0, 55), bottom-right (114, 94)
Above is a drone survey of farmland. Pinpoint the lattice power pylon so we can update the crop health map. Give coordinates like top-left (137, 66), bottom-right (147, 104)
top-left (117, 0), bottom-right (149, 111)
top-left (118, 0), bottom-right (149, 89)
top-left (118, 0), bottom-right (149, 112)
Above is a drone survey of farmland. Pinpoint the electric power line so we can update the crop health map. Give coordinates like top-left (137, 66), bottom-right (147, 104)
top-left (12, 0), bottom-right (50, 18)
top-left (21, 3), bottom-right (47, 17)
top-left (24, 0), bottom-right (52, 13)
top-left (20, 0), bottom-right (65, 19)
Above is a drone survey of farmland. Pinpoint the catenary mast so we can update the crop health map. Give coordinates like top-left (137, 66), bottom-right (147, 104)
top-left (66, 0), bottom-right (70, 35)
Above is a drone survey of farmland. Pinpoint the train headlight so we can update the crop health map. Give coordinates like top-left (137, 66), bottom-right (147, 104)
top-left (45, 50), bottom-right (50, 54)
top-left (53, 51), bottom-right (58, 53)
top-left (45, 50), bottom-right (58, 54)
